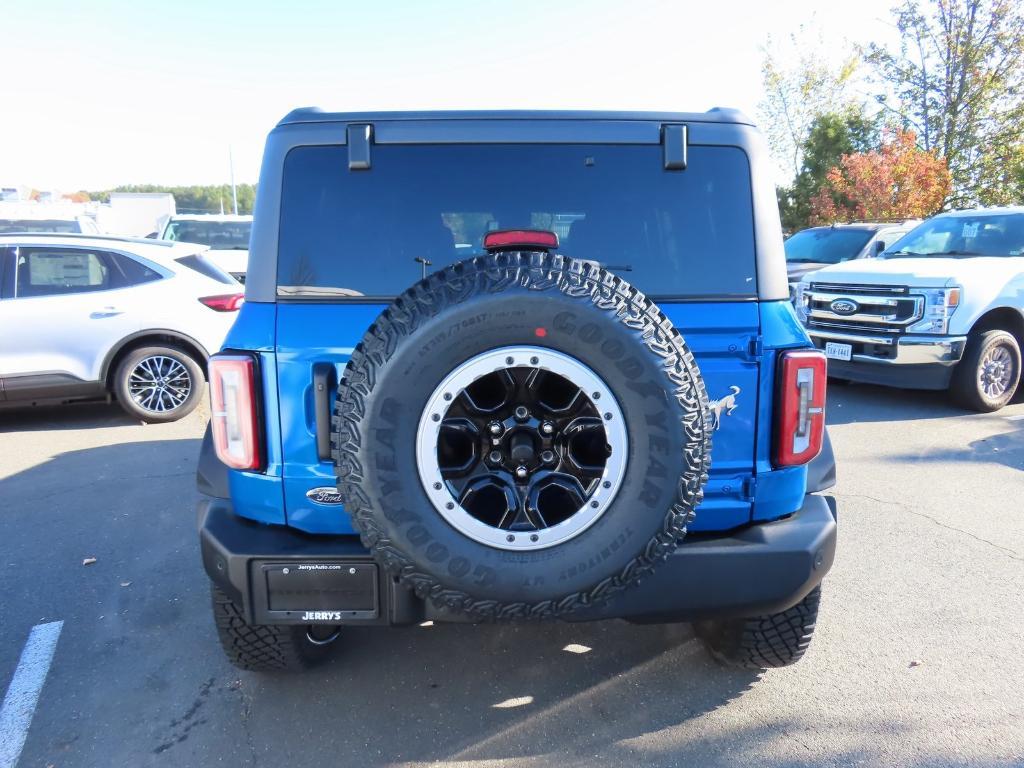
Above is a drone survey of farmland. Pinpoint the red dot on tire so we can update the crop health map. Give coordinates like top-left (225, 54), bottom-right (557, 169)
top-left (535, 327), bottom-right (547, 338)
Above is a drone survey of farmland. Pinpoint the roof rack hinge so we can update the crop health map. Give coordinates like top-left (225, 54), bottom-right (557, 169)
top-left (662, 124), bottom-right (688, 170)
top-left (347, 123), bottom-right (373, 170)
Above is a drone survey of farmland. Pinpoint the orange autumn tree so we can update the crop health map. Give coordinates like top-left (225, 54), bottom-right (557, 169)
top-left (809, 130), bottom-right (950, 224)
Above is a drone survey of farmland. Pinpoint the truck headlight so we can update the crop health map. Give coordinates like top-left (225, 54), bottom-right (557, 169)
top-left (908, 287), bottom-right (961, 334)
top-left (793, 281), bottom-right (810, 323)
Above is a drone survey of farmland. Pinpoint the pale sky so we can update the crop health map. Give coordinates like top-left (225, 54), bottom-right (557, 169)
top-left (2, 0), bottom-right (899, 191)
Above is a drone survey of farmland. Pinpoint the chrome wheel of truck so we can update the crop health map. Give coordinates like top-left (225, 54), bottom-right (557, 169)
top-left (952, 330), bottom-right (1021, 412)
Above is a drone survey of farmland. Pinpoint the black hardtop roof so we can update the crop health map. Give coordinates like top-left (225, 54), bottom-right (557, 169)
top-left (277, 107), bottom-right (753, 127)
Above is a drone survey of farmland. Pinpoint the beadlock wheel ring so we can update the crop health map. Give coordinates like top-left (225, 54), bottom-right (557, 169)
top-left (416, 346), bottom-right (628, 551)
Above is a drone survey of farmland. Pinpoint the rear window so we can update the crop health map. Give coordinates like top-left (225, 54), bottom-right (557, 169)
top-left (164, 220), bottom-right (251, 250)
top-left (175, 254), bottom-right (238, 284)
top-left (277, 144), bottom-right (756, 299)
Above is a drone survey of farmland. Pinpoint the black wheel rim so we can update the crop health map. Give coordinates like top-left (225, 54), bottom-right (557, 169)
top-left (417, 347), bottom-right (627, 550)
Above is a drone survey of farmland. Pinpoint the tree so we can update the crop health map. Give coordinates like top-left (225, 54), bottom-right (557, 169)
top-left (759, 26), bottom-right (860, 178)
top-left (866, 0), bottom-right (1024, 206)
top-left (85, 184), bottom-right (258, 214)
top-left (809, 129), bottom-right (951, 223)
top-left (975, 139), bottom-right (1024, 206)
top-left (779, 109), bottom-right (879, 231)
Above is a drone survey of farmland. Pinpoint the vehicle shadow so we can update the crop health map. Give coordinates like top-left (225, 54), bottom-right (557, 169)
top-left (887, 420), bottom-right (1023, 472)
top-left (252, 620), bottom-right (763, 765)
top-left (2, 436), bottom-right (767, 768)
top-left (826, 381), bottom-right (966, 425)
top-left (0, 401), bottom-right (138, 432)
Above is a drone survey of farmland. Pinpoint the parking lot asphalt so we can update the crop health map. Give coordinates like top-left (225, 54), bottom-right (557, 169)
top-left (1, 386), bottom-right (1022, 768)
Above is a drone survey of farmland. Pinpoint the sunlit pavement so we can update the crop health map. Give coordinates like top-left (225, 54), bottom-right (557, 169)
top-left (1, 387), bottom-right (1022, 767)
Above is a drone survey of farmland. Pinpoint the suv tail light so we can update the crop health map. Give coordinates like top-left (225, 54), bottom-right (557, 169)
top-left (774, 350), bottom-right (827, 467)
top-left (200, 293), bottom-right (245, 312)
top-left (483, 229), bottom-right (559, 251)
top-left (209, 355), bottom-right (261, 470)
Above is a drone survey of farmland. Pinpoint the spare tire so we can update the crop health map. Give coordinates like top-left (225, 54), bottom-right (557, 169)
top-left (333, 252), bottom-right (711, 620)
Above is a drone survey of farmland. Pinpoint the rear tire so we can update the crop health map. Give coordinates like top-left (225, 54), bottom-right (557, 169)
top-left (695, 586), bottom-right (821, 669)
top-left (114, 345), bottom-right (204, 422)
top-left (950, 330), bottom-right (1021, 413)
top-left (210, 586), bottom-right (337, 672)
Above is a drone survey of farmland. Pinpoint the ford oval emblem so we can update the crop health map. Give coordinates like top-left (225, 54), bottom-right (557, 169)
top-left (830, 299), bottom-right (860, 315)
top-left (306, 486), bottom-right (344, 506)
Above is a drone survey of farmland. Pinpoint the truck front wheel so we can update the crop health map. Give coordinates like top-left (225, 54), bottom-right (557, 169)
top-left (950, 329), bottom-right (1021, 412)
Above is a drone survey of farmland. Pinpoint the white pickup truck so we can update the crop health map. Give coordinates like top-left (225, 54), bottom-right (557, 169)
top-left (794, 207), bottom-right (1024, 411)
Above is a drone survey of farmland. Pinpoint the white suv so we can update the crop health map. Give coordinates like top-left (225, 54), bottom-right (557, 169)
top-left (0, 234), bottom-right (241, 421)
top-left (795, 208), bottom-right (1024, 411)
top-left (160, 214), bottom-right (252, 282)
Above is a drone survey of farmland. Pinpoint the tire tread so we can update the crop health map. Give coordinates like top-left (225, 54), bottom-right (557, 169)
top-left (698, 586), bottom-right (821, 669)
top-left (332, 252), bottom-right (712, 620)
top-left (210, 586), bottom-right (322, 672)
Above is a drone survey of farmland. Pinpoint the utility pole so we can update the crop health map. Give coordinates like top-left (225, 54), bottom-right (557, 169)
top-left (229, 146), bottom-right (238, 215)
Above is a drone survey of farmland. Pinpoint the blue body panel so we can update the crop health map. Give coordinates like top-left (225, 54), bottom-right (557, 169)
top-left (751, 301), bottom-right (813, 521)
top-left (275, 304), bottom-right (382, 533)
top-left (222, 298), bottom-right (813, 535)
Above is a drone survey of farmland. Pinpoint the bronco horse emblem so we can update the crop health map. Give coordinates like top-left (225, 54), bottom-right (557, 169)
top-left (709, 385), bottom-right (741, 430)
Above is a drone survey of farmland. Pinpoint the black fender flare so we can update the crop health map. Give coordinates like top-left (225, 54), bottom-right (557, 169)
top-left (806, 427), bottom-right (837, 493)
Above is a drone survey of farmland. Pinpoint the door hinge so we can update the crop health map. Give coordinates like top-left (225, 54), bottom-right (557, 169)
top-left (746, 336), bottom-right (764, 360)
top-left (742, 476), bottom-right (757, 501)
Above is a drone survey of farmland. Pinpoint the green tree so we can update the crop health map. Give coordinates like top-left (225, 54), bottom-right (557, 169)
top-left (779, 110), bottom-right (880, 231)
top-left (85, 184), bottom-right (258, 214)
top-left (866, 0), bottom-right (1024, 206)
top-left (759, 26), bottom-right (860, 179)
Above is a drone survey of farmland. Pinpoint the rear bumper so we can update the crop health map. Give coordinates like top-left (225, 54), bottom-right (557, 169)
top-left (198, 494), bottom-right (837, 625)
top-left (808, 329), bottom-right (966, 389)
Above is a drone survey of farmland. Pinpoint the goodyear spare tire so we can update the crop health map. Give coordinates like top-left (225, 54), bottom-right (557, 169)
top-left (333, 252), bottom-right (711, 620)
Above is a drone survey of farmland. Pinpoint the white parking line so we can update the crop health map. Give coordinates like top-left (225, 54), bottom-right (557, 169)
top-left (0, 621), bottom-right (64, 768)
top-left (1006, 414), bottom-right (1024, 421)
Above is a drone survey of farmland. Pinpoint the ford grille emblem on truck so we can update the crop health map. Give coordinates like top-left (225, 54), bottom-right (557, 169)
top-left (306, 487), bottom-right (344, 505)
top-left (830, 299), bottom-right (859, 315)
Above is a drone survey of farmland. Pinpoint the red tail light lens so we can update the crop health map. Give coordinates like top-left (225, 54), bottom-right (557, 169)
top-left (200, 293), bottom-right (244, 312)
top-left (483, 229), bottom-right (559, 251)
top-left (774, 350), bottom-right (827, 467)
top-left (209, 355), bottom-right (261, 470)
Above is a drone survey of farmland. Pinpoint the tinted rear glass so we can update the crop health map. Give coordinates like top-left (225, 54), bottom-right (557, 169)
top-left (175, 254), bottom-right (238, 284)
top-left (277, 144), bottom-right (756, 298)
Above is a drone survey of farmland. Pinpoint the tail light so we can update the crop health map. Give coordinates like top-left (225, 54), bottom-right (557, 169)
top-left (209, 355), bottom-right (261, 470)
top-left (774, 350), bottom-right (827, 467)
top-left (483, 229), bottom-right (559, 251)
top-left (200, 293), bottom-right (244, 312)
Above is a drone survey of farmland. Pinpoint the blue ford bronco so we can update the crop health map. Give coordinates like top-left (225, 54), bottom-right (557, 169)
top-left (197, 109), bottom-right (837, 672)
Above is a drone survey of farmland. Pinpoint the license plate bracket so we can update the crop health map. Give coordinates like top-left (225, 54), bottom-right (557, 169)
top-left (254, 561), bottom-right (380, 623)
